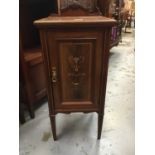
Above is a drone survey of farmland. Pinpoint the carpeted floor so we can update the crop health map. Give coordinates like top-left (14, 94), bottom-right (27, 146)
top-left (20, 30), bottom-right (135, 155)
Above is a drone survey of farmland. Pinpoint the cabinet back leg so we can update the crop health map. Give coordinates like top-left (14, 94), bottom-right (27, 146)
top-left (23, 96), bottom-right (35, 118)
top-left (97, 114), bottom-right (103, 139)
top-left (50, 115), bottom-right (57, 140)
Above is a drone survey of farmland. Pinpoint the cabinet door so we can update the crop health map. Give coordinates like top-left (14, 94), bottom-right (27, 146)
top-left (47, 31), bottom-right (103, 111)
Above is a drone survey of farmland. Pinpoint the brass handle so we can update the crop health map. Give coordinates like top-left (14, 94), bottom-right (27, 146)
top-left (52, 67), bottom-right (57, 83)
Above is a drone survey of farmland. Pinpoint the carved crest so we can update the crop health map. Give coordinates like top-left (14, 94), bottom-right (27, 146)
top-left (60, 0), bottom-right (96, 12)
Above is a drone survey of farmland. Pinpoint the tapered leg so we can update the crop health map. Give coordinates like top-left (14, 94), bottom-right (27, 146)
top-left (97, 114), bottom-right (104, 139)
top-left (28, 103), bottom-right (35, 119)
top-left (50, 115), bottom-right (57, 140)
top-left (24, 90), bottom-right (35, 119)
top-left (25, 97), bottom-right (35, 119)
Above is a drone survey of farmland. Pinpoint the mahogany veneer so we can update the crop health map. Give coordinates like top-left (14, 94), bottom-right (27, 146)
top-left (34, 15), bottom-right (116, 140)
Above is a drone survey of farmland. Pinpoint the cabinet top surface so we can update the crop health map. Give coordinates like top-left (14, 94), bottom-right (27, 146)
top-left (34, 16), bottom-right (116, 27)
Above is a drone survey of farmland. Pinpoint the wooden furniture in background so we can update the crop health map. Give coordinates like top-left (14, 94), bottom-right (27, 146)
top-left (124, 0), bottom-right (135, 32)
top-left (19, 41), bottom-right (47, 119)
top-left (19, 0), bottom-right (57, 119)
top-left (34, 0), bottom-right (116, 140)
top-left (109, 0), bottom-right (125, 47)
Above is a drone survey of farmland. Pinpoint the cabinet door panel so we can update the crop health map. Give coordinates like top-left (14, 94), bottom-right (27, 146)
top-left (47, 31), bottom-right (103, 110)
top-left (59, 40), bottom-right (94, 101)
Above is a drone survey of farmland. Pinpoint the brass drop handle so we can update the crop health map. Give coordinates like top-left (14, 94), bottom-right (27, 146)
top-left (52, 67), bottom-right (57, 83)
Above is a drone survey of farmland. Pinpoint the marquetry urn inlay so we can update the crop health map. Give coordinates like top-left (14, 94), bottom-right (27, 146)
top-left (68, 55), bottom-right (86, 86)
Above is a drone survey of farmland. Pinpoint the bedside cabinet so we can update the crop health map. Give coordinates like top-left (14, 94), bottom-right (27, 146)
top-left (34, 16), bottom-right (116, 140)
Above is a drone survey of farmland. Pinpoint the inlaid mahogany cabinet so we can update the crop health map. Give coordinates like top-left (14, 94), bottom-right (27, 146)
top-left (34, 0), bottom-right (116, 140)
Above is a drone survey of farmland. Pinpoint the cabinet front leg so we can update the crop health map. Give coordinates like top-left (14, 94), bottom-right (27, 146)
top-left (50, 115), bottom-right (57, 140)
top-left (97, 114), bottom-right (104, 139)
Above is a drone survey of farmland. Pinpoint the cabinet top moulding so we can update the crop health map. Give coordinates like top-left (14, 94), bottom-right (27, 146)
top-left (34, 16), bottom-right (116, 28)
